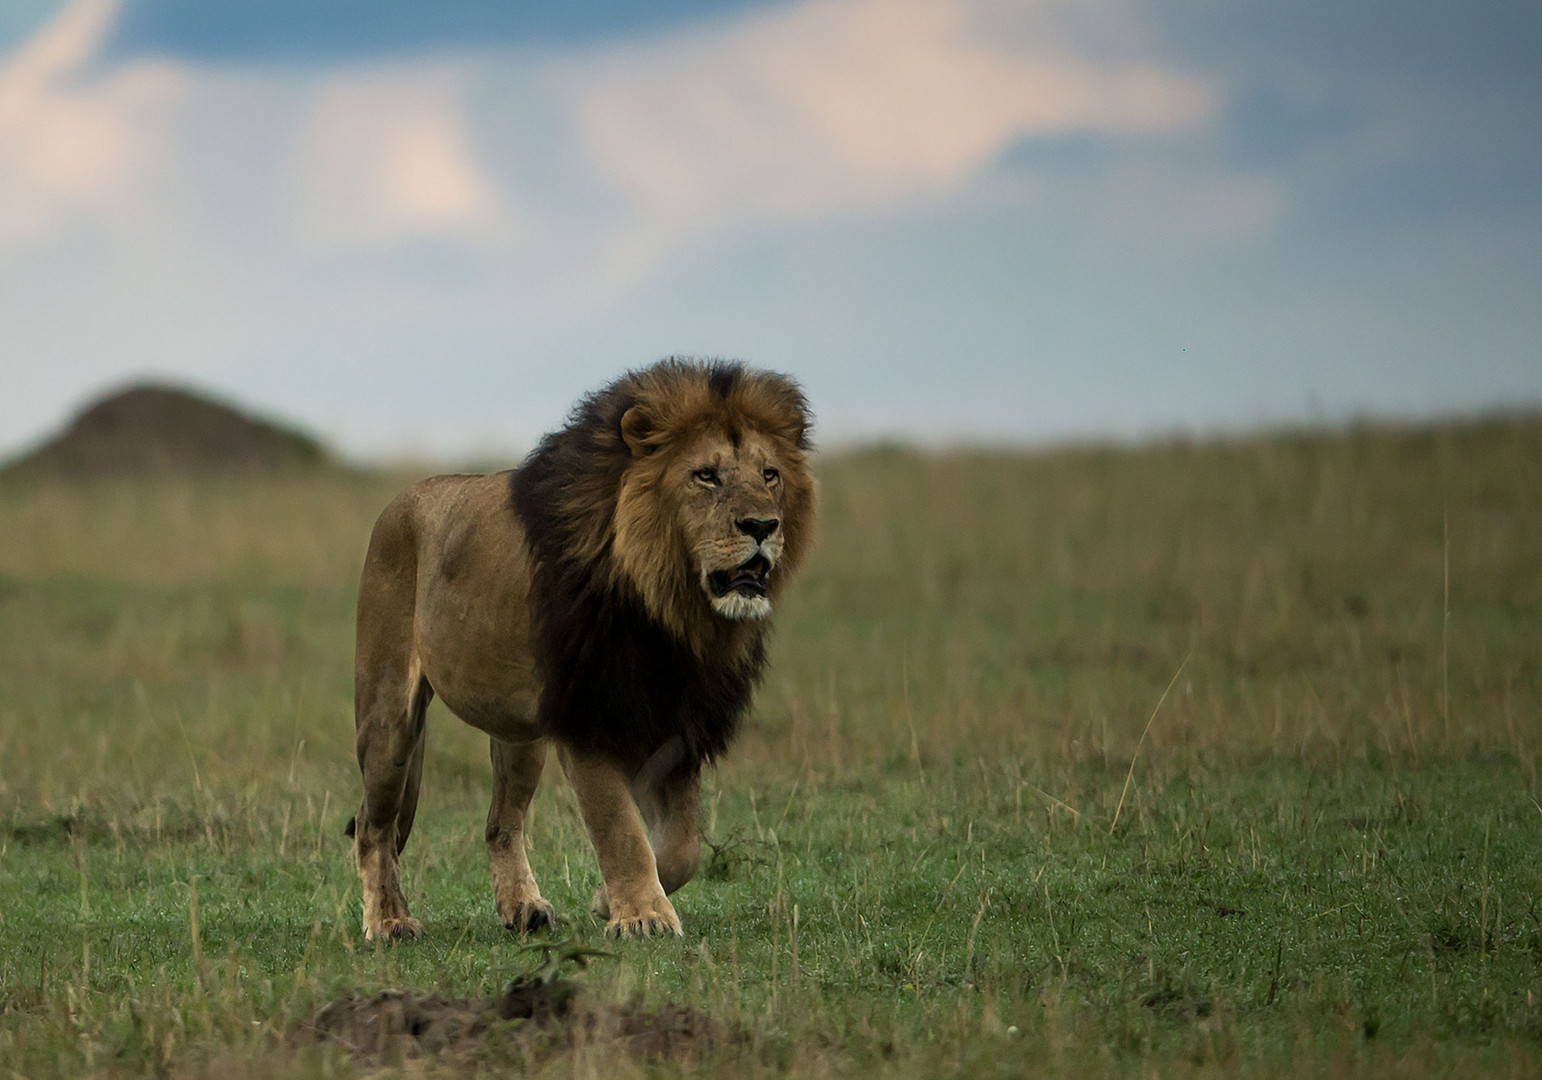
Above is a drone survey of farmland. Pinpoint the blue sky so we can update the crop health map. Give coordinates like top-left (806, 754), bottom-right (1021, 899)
top-left (2, 0), bottom-right (1538, 460)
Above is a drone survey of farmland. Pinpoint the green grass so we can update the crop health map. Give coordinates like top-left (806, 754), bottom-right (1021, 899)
top-left (1, 417), bottom-right (1540, 1077)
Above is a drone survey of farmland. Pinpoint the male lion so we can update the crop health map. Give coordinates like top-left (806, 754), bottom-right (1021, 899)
top-left (346, 359), bottom-right (814, 940)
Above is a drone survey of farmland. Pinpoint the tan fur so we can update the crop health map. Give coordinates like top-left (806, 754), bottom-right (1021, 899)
top-left (350, 370), bottom-right (813, 940)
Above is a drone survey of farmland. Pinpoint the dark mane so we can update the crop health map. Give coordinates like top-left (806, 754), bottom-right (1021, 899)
top-left (509, 358), bottom-right (808, 771)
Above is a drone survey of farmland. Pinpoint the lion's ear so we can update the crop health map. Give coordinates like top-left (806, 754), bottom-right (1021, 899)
top-left (767, 385), bottom-right (812, 451)
top-left (620, 405), bottom-right (657, 457)
top-left (784, 409), bottom-right (810, 450)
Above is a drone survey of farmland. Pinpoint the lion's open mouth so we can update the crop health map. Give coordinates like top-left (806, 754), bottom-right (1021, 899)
top-left (707, 554), bottom-right (770, 599)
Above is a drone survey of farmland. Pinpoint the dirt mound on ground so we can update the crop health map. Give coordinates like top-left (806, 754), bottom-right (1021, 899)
top-left (308, 975), bottom-right (740, 1061)
top-left (2, 383), bottom-right (331, 478)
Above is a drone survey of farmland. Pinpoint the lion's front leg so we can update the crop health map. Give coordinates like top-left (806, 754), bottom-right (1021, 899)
top-left (560, 747), bottom-right (681, 939)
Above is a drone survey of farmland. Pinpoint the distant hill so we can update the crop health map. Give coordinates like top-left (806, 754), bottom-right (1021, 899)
top-left (1, 384), bottom-right (333, 479)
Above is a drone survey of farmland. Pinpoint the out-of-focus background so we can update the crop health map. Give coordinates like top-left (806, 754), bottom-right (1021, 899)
top-left (3, 0), bottom-right (1539, 461)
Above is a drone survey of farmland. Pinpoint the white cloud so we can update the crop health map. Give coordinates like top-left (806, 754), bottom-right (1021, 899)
top-left (0, 0), bottom-right (184, 246)
top-left (564, 0), bottom-right (1214, 233)
top-left (0, 0), bottom-right (507, 254)
top-left (292, 63), bottom-right (504, 249)
top-left (0, 0), bottom-right (1216, 261)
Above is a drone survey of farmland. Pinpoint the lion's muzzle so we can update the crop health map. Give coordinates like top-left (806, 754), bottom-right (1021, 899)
top-left (704, 548), bottom-right (776, 620)
top-left (707, 553), bottom-right (770, 600)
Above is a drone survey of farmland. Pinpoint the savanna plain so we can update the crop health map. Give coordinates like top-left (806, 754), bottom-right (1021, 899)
top-left (1, 417), bottom-right (1540, 1078)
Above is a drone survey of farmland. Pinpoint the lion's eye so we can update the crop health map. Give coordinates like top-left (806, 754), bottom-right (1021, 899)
top-left (693, 467), bottom-right (720, 485)
top-left (763, 467), bottom-right (779, 484)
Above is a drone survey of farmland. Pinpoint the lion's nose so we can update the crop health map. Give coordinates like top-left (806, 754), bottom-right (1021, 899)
top-left (735, 517), bottom-right (779, 544)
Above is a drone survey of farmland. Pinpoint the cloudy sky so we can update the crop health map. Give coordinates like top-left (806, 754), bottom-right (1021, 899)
top-left (2, 0), bottom-right (1538, 461)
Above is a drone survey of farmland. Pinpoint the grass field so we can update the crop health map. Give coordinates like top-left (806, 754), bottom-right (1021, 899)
top-left (1, 416), bottom-right (1540, 1077)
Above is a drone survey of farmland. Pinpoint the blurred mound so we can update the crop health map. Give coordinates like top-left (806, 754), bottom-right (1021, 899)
top-left (2, 384), bottom-right (333, 479)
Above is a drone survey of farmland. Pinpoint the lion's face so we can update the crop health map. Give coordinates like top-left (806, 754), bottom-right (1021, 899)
top-left (554, 362), bottom-right (812, 643)
top-left (674, 429), bottom-right (790, 621)
top-left (611, 419), bottom-right (811, 632)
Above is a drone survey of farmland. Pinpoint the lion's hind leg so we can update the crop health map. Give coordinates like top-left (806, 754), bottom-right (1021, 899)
top-left (487, 737), bottom-right (555, 933)
top-left (351, 494), bottom-right (434, 942)
top-left (353, 664), bottom-right (431, 942)
top-left (632, 755), bottom-right (702, 897)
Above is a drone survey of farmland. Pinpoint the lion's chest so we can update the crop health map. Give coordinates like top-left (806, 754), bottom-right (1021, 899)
top-left (532, 584), bottom-right (766, 770)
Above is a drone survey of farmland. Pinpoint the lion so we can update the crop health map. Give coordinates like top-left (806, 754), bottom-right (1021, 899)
top-left (345, 359), bottom-right (814, 940)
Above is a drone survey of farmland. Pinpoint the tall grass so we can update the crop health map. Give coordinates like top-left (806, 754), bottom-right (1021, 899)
top-left (765, 417), bottom-right (1540, 770)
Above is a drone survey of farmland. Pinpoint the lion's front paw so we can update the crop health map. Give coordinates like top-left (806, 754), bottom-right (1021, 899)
top-left (364, 915), bottom-right (423, 942)
top-left (604, 893), bottom-right (681, 939)
top-left (497, 895), bottom-right (555, 934)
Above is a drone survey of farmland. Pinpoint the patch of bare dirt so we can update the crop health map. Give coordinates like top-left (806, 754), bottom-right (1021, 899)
top-left (307, 975), bottom-right (742, 1062)
top-left (2, 383), bottom-right (331, 479)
